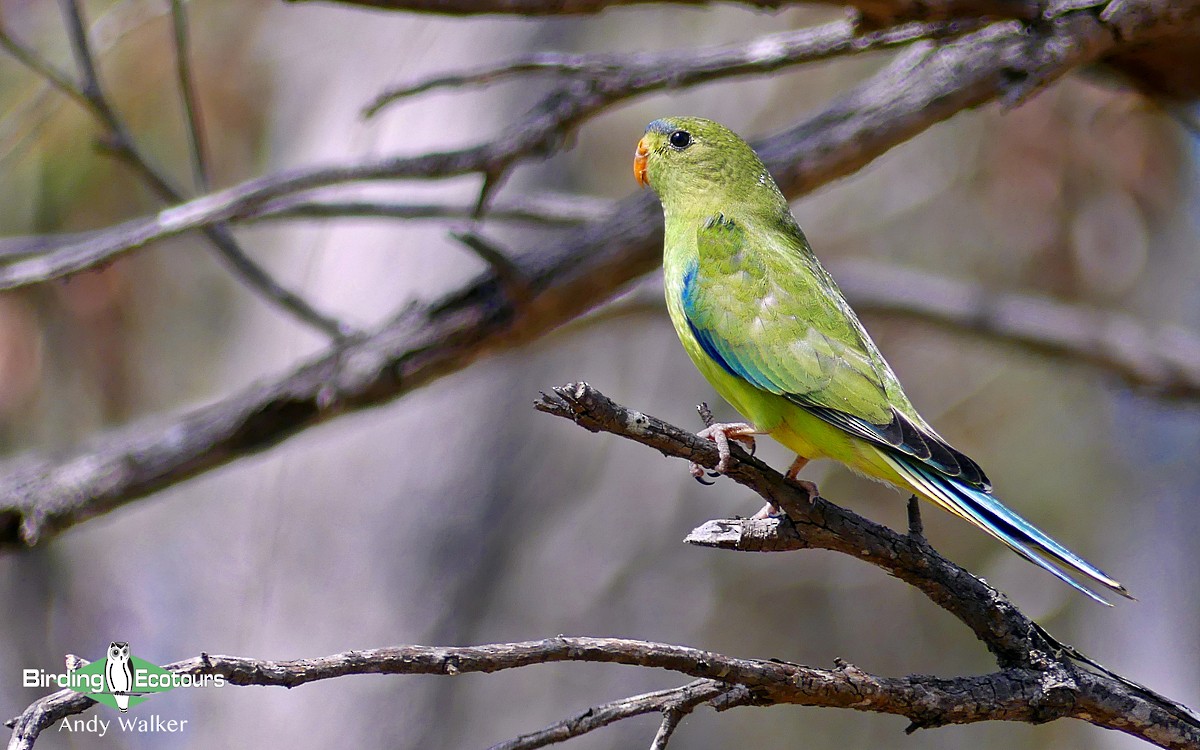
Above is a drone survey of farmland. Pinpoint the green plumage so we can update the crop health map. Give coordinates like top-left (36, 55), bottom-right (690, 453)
top-left (639, 116), bottom-right (1128, 603)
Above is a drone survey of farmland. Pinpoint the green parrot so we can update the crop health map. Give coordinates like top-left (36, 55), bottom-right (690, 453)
top-left (634, 116), bottom-right (1129, 604)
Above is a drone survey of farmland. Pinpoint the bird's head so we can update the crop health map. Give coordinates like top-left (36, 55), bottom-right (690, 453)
top-left (634, 116), bottom-right (786, 214)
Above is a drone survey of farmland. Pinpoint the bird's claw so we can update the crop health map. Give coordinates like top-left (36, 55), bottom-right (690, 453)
top-left (692, 421), bottom-right (757, 482)
top-left (690, 462), bottom-right (717, 485)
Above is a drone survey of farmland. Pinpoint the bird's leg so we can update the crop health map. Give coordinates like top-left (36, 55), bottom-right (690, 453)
top-left (689, 421), bottom-right (757, 481)
top-left (752, 454), bottom-right (819, 518)
top-left (786, 455), bottom-right (820, 500)
top-left (785, 455), bottom-right (809, 481)
top-left (906, 495), bottom-right (925, 544)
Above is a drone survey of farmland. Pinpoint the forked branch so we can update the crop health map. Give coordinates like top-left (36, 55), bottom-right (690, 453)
top-left (534, 381), bottom-right (1200, 748)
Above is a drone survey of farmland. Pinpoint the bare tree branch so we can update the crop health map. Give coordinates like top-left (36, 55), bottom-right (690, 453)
top-left (0, 8), bottom-right (1145, 548)
top-left (8, 633), bottom-right (1200, 749)
top-left (580, 258), bottom-right (1200, 400)
top-left (296, 0), bottom-right (1040, 19)
top-left (535, 383), bottom-right (1046, 659)
top-left (305, 0), bottom-right (1200, 101)
top-left (542, 380), bottom-right (1199, 723)
top-left (0, 123), bottom-right (595, 288)
top-left (0, 15), bottom-right (982, 292)
top-left (827, 0), bottom-right (1040, 25)
top-left (363, 17), bottom-right (978, 116)
top-left (286, 0), bottom-right (802, 15)
top-left (0, 22), bottom-right (91, 112)
top-left (0, 7), bottom-right (1111, 292)
top-left (1, 3), bottom-right (1197, 748)
top-left (532, 382), bottom-right (1200, 746)
top-left (834, 260), bottom-right (1200, 399)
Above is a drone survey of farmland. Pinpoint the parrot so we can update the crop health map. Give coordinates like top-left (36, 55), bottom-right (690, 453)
top-left (634, 115), bottom-right (1130, 604)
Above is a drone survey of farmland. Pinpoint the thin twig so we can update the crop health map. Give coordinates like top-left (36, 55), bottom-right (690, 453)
top-left (169, 0), bottom-right (210, 193)
top-left (247, 192), bottom-right (614, 226)
top-left (650, 713), bottom-right (682, 750)
top-left (648, 680), bottom-right (730, 749)
top-left (0, 193), bottom-right (609, 261)
top-left (59, 0), bottom-right (103, 100)
top-left (487, 679), bottom-right (733, 750)
top-left (450, 229), bottom-right (533, 306)
top-left (0, 1), bottom-right (173, 170)
top-left (0, 4), bottom-right (355, 339)
top-left (0, 25), bottom-right (91, 112)
top-left (906, 494), bottom-right (925, 541)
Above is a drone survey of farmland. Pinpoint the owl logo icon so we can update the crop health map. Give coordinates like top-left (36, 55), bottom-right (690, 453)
top-left (104, 642), bottom-right (133, 712)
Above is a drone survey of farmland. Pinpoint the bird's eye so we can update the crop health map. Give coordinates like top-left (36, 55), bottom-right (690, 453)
top-left (669, 130), bottom-right (692, 149)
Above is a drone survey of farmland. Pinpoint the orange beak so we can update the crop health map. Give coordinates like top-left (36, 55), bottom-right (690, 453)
top-left (634, 137), bottom-right (650, 188)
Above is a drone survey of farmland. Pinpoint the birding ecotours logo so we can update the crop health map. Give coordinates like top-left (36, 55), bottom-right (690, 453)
top-left (103, 642), bottom-right (134, 711)
top-left (23, 642), bottom-right (225, 712)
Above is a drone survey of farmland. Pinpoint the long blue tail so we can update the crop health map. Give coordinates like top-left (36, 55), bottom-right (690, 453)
top-left (883, 454), bottom-right (1131, 605)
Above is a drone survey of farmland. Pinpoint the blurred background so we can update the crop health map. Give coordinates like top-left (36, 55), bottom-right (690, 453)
top-left (0, 0), bottom-right (1198, 748)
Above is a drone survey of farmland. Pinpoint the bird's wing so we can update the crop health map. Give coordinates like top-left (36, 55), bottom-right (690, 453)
top-left (683, 213), bottom-right (989, 490)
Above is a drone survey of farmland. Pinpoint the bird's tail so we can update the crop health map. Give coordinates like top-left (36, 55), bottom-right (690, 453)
top-left (881, 453), bottom-right (1131, 605)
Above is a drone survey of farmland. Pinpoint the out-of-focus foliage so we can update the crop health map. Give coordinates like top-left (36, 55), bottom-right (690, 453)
top-left (0, 1), bottom-right (1196, 748)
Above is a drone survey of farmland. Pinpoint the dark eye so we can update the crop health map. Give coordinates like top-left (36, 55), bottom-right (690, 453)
top-left (669, 130), bottom-right (692, 149)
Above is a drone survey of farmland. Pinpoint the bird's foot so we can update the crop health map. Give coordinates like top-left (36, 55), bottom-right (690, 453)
top-left (690, 421), bottom-right (757, 484)
top-left (749, 479), bottom-right (818, 519)
top-left (782, 455), bottom-right (819, 502)
top-left (750, 502), bottom-right (781, 519)
top-left (751, 476), bottom-right (819, 519)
